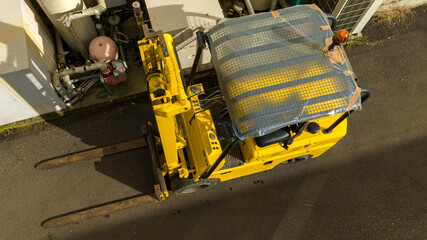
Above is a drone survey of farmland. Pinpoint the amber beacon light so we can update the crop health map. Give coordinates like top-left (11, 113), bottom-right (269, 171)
top-left (328, 29), bottom-right (350, 51)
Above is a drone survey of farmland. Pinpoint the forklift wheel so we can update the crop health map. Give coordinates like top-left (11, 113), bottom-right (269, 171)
top-left (171, 178), bottom-right (220, 195)
top-left (278, 155), bottom-right (312, 166)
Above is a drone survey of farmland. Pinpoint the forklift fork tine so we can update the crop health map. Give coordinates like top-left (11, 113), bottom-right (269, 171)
top-left (41, 186), bottom-right (160, 228)
top-left (34, 138), bottom-right (147, 170)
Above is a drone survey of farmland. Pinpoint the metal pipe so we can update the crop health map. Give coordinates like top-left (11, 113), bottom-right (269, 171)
top-left (58, 0), bottom-right (107, 59)
top-left (132, 1), bottom-right (144, 26)
top-left (173, 44), bottom-right (184, 88)
top-left (325, 13), bottom-right (337, 31)
top-left (188, 31), bottom-right (207, 86)
top-left (59, 62), bottom-right (108, 77)
top-left (201, 138), bottom-right (241, 179)
top-left (174, 27), bottom-right (202, 51)
top-left (133, 1), bottom-right (144, 34)
top-left (188, 45), bottom-right (203, 86)
top-left (61, 75), bottom-right (74, 93)
top-left (70, 72), bottom-right (102, 83)
top-left (118, 44), bottom-right (126, 62)
top-left (59, 0), bottom-right (107, 25)
top-left (54, 31), bottom-right (78, 98)
top-left (163, 34), bottom-right (187, 102)
top-left (270, 0), bottom-right (279, 11)
top-left (66, 24), bottom-right (90, 59)
top-left (323, 88), bottom-right (371, 134)
top-left (53, 10), bottom-right (84, 61)
top-left (66, 76), bottom-right (101, 106)
top-left (52, 72), bottom-right (72, 101)
top-left (55, 31), bottom-right (74, 94)
top-left (95, 23), bottom-right (106, 36)
top-left (52, 62), bottom-right (109, 101)
top-left (113, 26), bottom-right (128, 67)
top-left (37, 0), bottom-right (97, 53)
top-left (244, 0), bottom-right (256, 15)
top-left (55, 31), bottom-right (66, 67)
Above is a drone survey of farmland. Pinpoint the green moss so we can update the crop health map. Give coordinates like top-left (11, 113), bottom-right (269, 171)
top-left (346, 36), bottom-right (369, 49)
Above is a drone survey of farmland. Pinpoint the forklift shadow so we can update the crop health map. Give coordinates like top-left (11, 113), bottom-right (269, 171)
top-left (93, 148), bottom-right (156, 194)
top-left (53, 136), bottom-right (427, 240)
top-left (34, 93), bottom-right (158, 195)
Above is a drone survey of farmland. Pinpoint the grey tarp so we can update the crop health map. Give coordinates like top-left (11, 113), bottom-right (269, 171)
top-left (207, 5), bottom-right (360, 140)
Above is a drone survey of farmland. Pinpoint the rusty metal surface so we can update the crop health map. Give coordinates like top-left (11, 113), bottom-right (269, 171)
top-left (35, 138), bottom-right (147, 169)
top-left (41, 193), bottom-right (159, 228)
top-left (142, 24), bottom-right (169, 57)
top-left (143, 124), bottom-right (168, 198)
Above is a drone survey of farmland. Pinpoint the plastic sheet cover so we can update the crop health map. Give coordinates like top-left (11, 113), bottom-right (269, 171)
top-left (207, 5), bottom-right (361, 140)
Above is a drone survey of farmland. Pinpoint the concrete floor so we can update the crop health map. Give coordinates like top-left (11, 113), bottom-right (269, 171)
top-left (0, 6), bottom-right (426, 240)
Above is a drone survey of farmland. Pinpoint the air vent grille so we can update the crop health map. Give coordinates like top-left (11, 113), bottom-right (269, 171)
top-left (311, 0), bottom-right (374, 33)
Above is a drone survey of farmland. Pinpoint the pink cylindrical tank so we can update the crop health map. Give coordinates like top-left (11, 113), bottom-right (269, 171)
top-left (88, 36), bottom-right (118, 62)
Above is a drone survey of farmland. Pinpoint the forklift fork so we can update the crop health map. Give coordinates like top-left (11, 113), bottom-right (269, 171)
top-left (36, 124), bottom-right (167, 228)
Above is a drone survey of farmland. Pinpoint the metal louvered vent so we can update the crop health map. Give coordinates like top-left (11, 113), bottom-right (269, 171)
top-left (310, 0), bottom-right (382, 34)
top-left (310, 0), bottom-right (340, 13)
top-left (335, 0), bottom-right (373, 31)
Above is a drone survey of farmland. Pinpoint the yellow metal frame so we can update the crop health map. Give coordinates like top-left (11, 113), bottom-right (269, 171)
top-left (180, 84), bottom-right (223, 179)
top-left (210, 115), bottom-right (346, 181)
top-left (138, 34), bottom-right (191, 198)
top-left (138, 32), bottom-right (348, 192)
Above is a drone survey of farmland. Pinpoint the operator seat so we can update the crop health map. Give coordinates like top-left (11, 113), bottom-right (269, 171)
top-left (255, 128), bottom-right (290, 147)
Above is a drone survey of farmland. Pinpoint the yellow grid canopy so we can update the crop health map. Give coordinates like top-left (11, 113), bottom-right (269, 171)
top-left (207, 5), bottom-right (360, 139)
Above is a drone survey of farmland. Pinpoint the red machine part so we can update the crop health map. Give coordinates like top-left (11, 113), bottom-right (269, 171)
top-left (102, 61), bottom-right (127, 86)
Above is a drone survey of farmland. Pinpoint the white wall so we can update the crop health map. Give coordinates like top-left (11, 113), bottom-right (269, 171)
top-left (0, 0), bottom-right (65, 126)
top-left (145, 0), bottom-right (224, 75)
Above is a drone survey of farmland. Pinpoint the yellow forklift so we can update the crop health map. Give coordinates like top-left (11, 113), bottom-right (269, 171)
top-left (138, 4), bottom-right (370, 197)
top-left (37, 5), bottom-right (370, 227)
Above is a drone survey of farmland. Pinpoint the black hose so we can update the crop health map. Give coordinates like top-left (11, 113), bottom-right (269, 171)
top-left (324, 88), bottom-right (371, 134)
top-left (201, 138), bottom-right (241, 179)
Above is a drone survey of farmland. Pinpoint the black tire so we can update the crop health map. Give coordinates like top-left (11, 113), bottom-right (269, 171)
top-left (171, 177), bottom-right (220, 195)
top-left (278, 155), bottom-right (312, 166)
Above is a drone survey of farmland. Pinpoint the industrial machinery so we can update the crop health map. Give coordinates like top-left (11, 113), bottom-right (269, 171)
top-left (36, 0), bottom-right (132, 106)
top-left (138, 4), bottom-right (371, 197)
top-left (35, 3), bottom-right (370, 227)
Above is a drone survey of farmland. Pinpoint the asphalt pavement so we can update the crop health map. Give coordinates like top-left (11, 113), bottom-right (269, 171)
top-left (0, 6), bottom-right (425, 240)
